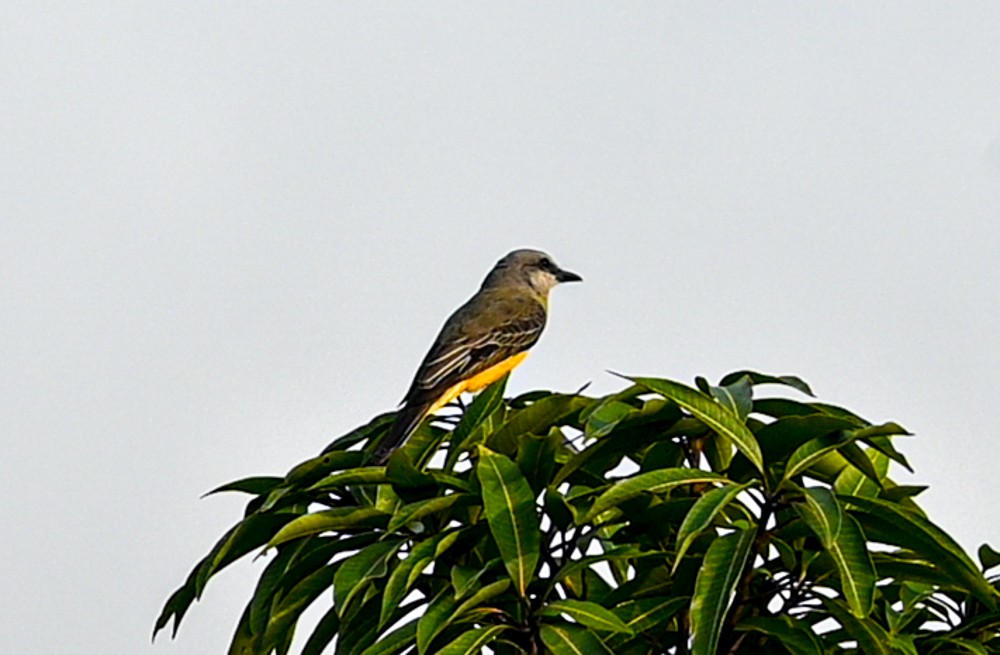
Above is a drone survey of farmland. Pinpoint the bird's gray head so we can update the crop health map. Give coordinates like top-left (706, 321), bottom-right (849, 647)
top-left (481, 249), bottom-right (582, 295)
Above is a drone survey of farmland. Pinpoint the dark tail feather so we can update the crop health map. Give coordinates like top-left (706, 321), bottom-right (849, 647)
top-left (371, 403), bottom-right (428, 464)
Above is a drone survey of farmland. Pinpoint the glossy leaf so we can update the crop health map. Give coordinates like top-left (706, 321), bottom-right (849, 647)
top-left (690, 528), bottom-right (755, 655)
top-left (674, 482), bottom-right (752, 571)
top-left (386, 493), bottom-right (476, 532)
top-left (540, 599), bottom-right (634, 634)
top-left (379, 530), bottom-right (459, 627)
top-left (843, 495), bottom-right (997, 607)
top-left (582, 468), bottom-right (729, 524)
top-left (629, 376), bottom-right (764, 474)
top-left (795, 487), bottom-right (875, 617)
top-left (540, 621), bottom-right (615, 655)
top-left (476, 446), bottom-right (540, 595)
top-left (436, 626), bottom-right (507, 655)
top-left (822, 597), bottom-right (891, 655)
top-left (333, 539), bottom-right (401, 616)
top-left (736, 616), bottom-right (824, 655)
top-left (719, 370), bottom-right (814, 396)
top-left (266, 508), bottom-right (388, 549)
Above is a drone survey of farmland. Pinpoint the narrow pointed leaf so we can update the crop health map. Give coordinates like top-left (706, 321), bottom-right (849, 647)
top-left (358, 619), bottom-right (417, 655)
top-left (307, 468), bottom-right (389, 491)
top-left (795, 487), bottom-right (874, 617)
top-left (783, 432), bottom-right (852, 484)
top-left (843, 495), bottom-right (996, 607)
top-left (476, 446), bottom-right (540, 595)
top-left (487, 394), bottom-right (590, 454)
top-left (710, 375), bottom-right (753, 420)
top-left (979, 544), bottom-right (1000, 572)
top-left (674, 482), bottom-right (752, 571)
top-left (333, 540), bottom-right (401, 616)
top-left (261, 565), bottom-right (335, 651)
top-left (822, 597), bottom-right (891, 655)
top-left (690, 528), bottom-right (755, 655)
top-left (540, 599), bottom-right (634, 634)
top-left (582, 468), bottom-right (729, 524)
top-left (379, 531), bottom-right (458, 627)
top-left (267, 508), bottom-right (388, 549)
top-left (736, 616), bottom-right (824, 655)
top-left (540, 621), bottom-right (615, 655)
top-left (204, 476), bottom-right (284, 498)
top-left (719, 370), bottom-right (814, 396)
top-left (300, 605), bottom-right (340, 655)
top-left (387, 493), bottom-right (476, 532)
top-left (613, 596), bottom-right (688, 635)
top-left (436, 625), bottom-right (507, 655)
top-left (629, 376), bottom-right (764, 474)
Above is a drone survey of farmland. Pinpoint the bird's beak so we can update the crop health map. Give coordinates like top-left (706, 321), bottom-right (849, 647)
top-left (555, 268), bottom-right (582, 283)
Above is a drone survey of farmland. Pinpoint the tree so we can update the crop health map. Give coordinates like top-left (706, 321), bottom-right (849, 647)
top-left (155, 371), bottom-right (1000, 654)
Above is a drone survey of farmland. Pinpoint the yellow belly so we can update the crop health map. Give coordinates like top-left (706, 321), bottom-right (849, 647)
top-left (426, 352), bottom-right (529, 415)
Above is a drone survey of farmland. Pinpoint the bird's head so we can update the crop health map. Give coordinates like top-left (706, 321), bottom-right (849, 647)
top-left (482, 249), bottom-right (582, 296)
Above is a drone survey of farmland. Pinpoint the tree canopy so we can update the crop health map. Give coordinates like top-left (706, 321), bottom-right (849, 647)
top-left (155, 371), bottom-right (1000, 654)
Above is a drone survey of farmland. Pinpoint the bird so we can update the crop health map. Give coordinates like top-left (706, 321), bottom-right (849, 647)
top-left (371, 249), bottom-right (582, 464)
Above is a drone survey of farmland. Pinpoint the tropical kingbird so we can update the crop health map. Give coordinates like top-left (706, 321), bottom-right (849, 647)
top-left (371, 249), bottom-right (581, 464)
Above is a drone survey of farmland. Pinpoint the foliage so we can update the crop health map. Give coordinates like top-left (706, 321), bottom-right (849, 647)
top-left (155, 371), bottom-right (1000, 654)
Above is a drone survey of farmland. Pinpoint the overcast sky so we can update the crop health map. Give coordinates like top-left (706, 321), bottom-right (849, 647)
top-left (3, 3), bottom-right (1000, 654)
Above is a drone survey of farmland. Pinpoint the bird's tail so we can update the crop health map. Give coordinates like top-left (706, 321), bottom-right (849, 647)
top-left (371, 403), bottom-right (428, 465)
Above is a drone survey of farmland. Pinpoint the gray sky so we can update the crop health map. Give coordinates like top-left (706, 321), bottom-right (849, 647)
top-left (3, 3), bottom-right (999, 653)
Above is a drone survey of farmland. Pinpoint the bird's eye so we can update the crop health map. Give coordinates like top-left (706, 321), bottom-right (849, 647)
top-left (538, 258), bottom-right (552, 270)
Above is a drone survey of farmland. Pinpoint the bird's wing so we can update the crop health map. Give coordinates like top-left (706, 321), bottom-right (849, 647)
top-left (404, 293), bottom-right (546, 404)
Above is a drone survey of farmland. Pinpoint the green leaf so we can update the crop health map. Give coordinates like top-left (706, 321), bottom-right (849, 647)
top-left (552, 399), bottom-right (683, 486)
top-left (204, 476), bottom-right (284, 498)
top-left (719, 370), bottom-right (814, 396)
top-left (710, 375), bottom-right (753, 421)
top-left (445, 374), bottom-right (509, 468)
top-left (838, 442), bottom-right (884, 488)
top-left (286, 450), bottom-right (369, 486)
top-left (628, 376), bottom-right (764, 474)
top-left (336, 592), bottom-right (385, 655)
top-left (306, 468), bottom-right (389, 491)
top-left (300, 605), bottom-right (339, 655)
top-left (613, 596), bottom-right (688, 635)
top-left (754, 414), bottom-right (859, 465)
top-left (476, 446), bottom-right (540, 596)
top-left (516, 427), bottom-right (562, 495)
top-left (416, 580), bottom-right (510, 654)
top-left (834, 450), bottom-right (889, 499)
top-left (487, 394), bottom-right (590, 454)
top-left (782, 432), bottom-right (852, 484)
top-left (379, 530), bottom-right (460, 627)
top-left (540, 621), bottom-right (615, 655)
top-left (979, 543), bottom-right (1000, 572)
top-left (843, 495), bottom-right (997, 608)
top-left (323, 413), bottom-right (397, 453)
top-left (795, 487), bottom-right (875, 617)
top-left (690, 528), bottom-right (755, 655)
top-left (260, 565), bottom-right (335, 651)
top-left (386, 493), bottom-right (476, 532)
top-left (581, 468), bottom-right (729, 524)
top-left (736, 616), bottom-right (823, 655)
top-left (822, 597), bottom-right (891, 655)
top-left (951, 638), bottom-right (992, 655)
top-left (584, 399), bottom-right (637, 438)
top-left (333, 540), bottom-right (402, 616)
top-left (266, 508), bottom-right (388, 549)
top-left (451, 578), bottom-right (511, 624)
top-left (357, 618), bottom-right (417, 655)
top-left (436, 626), bottom-right (507, 655)
top-left (674, 482), bottom-right (753, 571)
top-left (540, 599), bottom-right (634, 634)
top-left (453, 375), bottom-right (509, 445)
